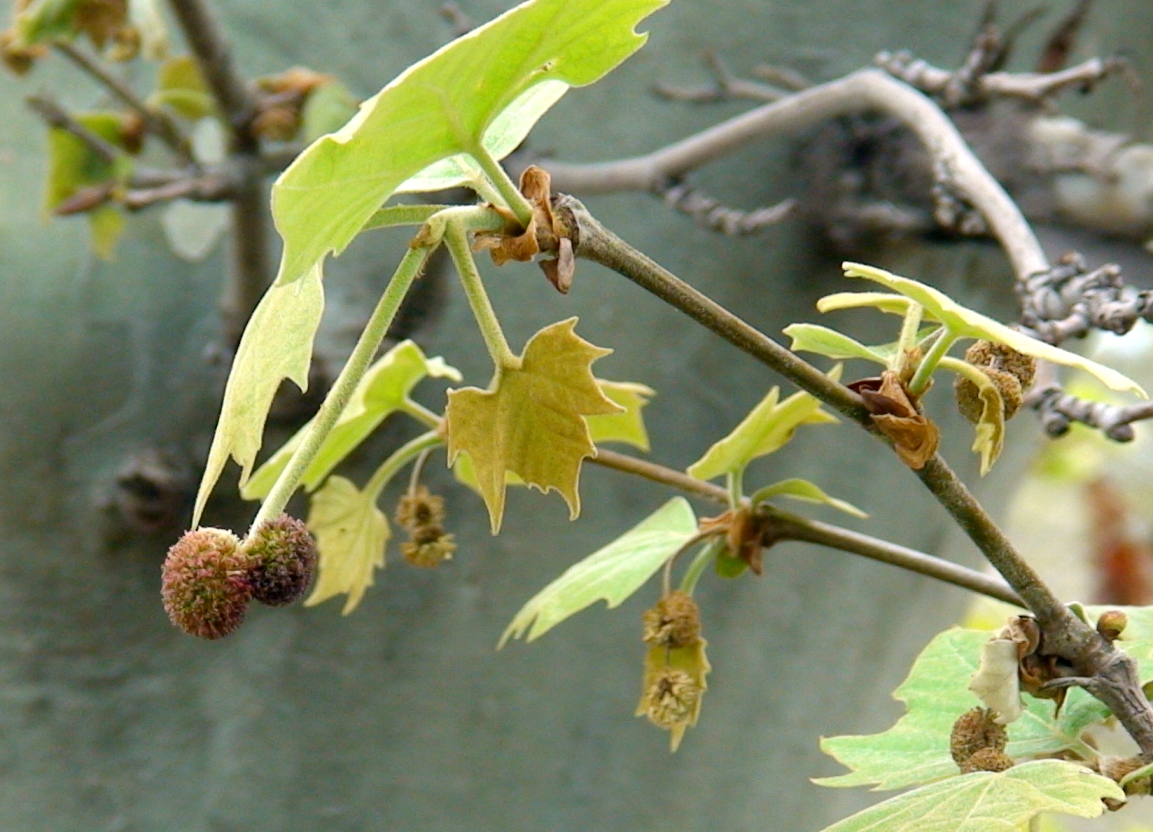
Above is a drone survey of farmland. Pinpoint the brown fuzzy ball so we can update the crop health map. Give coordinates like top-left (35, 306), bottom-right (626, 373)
top-left (954, 340), bottom-right (1036, 424)
top-left (244, 515), bottom-right (318, 607)
top-left (395, 486), bottom-right (447, 531)
top-left (950, 707), bottom-right (1008, 768)
top-left (959, 747), bottom-right (1015, 774)
top-left (161, 528), bottom-right (253, 639)
top-left (642, 591), bottom-right (702, 648)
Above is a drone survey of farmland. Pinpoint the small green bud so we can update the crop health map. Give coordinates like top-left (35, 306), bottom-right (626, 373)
top-left (161, 528), bottom-right (252, 640)
top-left (244, 515), bottom-right (318, 607)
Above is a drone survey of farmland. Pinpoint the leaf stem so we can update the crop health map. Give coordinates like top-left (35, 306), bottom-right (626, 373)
top-left (895, 303), bottom-right (924, 373)
top-left (471, 143), bottom-right (534, 228)
top-left (908, 327), bottom-right (958, 396)
top-left (726, 470), bottom-right (744, 508)
top-left (402, 399), bottom-right (444, 430)
top-left (679, 540), bottom-right (722, 596)
top-left (365, 431), bottom-right (444, 501)
top-left (444, 220), bottom-right (517, 369)
top-left (246, 243), bottom-right (432, 537)
top-left (361, 204), bottom-right (454, 233)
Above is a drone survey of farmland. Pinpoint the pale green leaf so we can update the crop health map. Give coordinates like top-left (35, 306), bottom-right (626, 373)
top-left (301, 81), bottom-right (360, 144)
top-left (819, 760), bottom-right (1121, 832)
top-left (587, 380), bottom-right (655, 451)
top-left (45, 112), bottom-right (125, 214)
top-left (396, 80), bottom-right (568, 194)
top-left (271, 0), bottom-right (667, 285)
top-left (127, 0), bottom-right (168, 60)
top-left (816, 291), bottom-right (919, 317)
top-left (500, 497), bottom-right (698, 646)
top-left (191, 264), bottom-right (324, 527)
top-left (842, 262), bottom-right (1146, 397)
top-left (88, 204), bottom-right (125, 261)
top-left (816, 628), bottom-right (1106, 791)
top-left (751, 478), bottom-right (867, 518)
top-left (13, 0), bottom-right (83, 46)
top-left (940, 356), bottom-right (1006, 476)
top-left (784, 323), bottom-right (888, 364)
top-left (445, 318), bottom-right (621, 533)
top-left (161, 200), bottom-right (228, 261)
top-left (687, 387), bottom-right (838, 482)
top-left (242, 340), bottom-right (460, 500)
top-left (304, 476), bottom-right (389, 615)
top-left (149, 56), bottom-right (215, 120)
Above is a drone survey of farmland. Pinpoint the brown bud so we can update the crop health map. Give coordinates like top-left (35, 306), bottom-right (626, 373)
top-left (642, 591), bottom-right (702, 648)
top-left (244, 514), bottom-right (317, 606)
top-left (641, 667), bottom-right (702, 729)
top-left (950, 707), bottom-right (1008, 767)
top-left (161, 528), bottom-right (252, 639)
top-left (959, 747), bottom-right (1014, 774)
top-left (251, 105), bottom-right (301, 142)
top-left (1, 30), bottom-right (46, 76)
top-left (1097, 609), bottom-right (1128, 643)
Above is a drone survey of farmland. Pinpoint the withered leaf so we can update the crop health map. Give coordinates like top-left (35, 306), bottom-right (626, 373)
top-left (857, 371), bottom-right (939, 469)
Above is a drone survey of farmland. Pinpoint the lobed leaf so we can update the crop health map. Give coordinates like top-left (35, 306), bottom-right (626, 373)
top-left (687, 387), bottom-right (838, 482)
top-left (842, 262), bottom-right (1146, 397)
top-left (150, 56), bottom-right (215, 120)
top-left (191, 264), bottom-right (324, 527)
top-left (940, 356), bottom-right (1006, 476)
top-left (271, 0), bottom-right (667, 286)
top-left (444, 318), bottom-right (621, 533)
top-left (304, 476), bottom-right (390, 614)
top-left (241, 340), bottom-right (460, 500)
top-left (500, 497), bottom-right (698, 645)
top-left (819, 760), bottom-right (1121, 832)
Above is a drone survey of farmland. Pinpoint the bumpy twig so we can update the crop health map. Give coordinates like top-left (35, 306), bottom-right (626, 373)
top-left (656, 179), bottom-right (796, 236)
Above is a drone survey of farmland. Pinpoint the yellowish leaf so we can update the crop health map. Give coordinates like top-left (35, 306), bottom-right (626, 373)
top-left (444, 318), bottom-right (621, 533)
top-left (587, 380), bottom-right (655, 451)
top-left (305, 475), bottom-right (390, 614)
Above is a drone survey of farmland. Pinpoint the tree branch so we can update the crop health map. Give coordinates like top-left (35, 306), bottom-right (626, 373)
top-left (26, 95), bottom-right (124, 164)
top-left (544, 67), bottom-right (1047, 281)
top-left (591, 449), bottom-right (1022, 606)
top-left (52, 41), bottom-right (194, 163)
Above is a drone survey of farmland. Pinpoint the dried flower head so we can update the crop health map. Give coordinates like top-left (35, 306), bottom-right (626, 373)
top-left (642, 591), bottom-right (701, 648)
top-left (395, 486), bottom-right (447, 531)
top-left (244, 514), bottom-right (318, 606)
top-left (950, 707), bottom-right (1008, 768)
top-left (955, 340), bottom-right (1036, 423)
top-left (401, 532), bottom-right (457, 568)
top-left (959, 747), bottom-right (1015, 774)
top-left (161, 527), bottom-right (252, 639)
top-left (641, 668), bottom-right (702, 729)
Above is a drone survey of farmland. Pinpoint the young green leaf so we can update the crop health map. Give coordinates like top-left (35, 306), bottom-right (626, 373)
top-left (783, 323), bottom-right (888, 365)
top-left (444, 318), bottom-right (621, 533)
top-left (818, 760), bottom-right (1121, 832)
top-left (13, 0), bottom-right (84, 46)
top-left (271, 0), bottom-right (667, 286)
top-left (191, 264), bottom-right (324, 527)
top-left (150, 56), bottom-right (215, 120)
top-left (940, 356), bottom-right (1006, 475)
top-left (816, 291), bottom-right (920, 317)
top-left (842, 262), bottom-right (1146, 397)
top-left (500, 497), bottom-right (698, 646)
top-left (300, 80), bottom-right (360, 144)
top-left (687, 387), bottom-right (838, 482)
top-left (304, 475), bottom-right (389, 614)
top-left (816, 628), bottom-right (1106, 791)
top-left (241, 340), bottom-right (460, 500)
top-left (587, 380), bottom-right (655, 451)
top-left (750, 478), bottom-right (867, 518)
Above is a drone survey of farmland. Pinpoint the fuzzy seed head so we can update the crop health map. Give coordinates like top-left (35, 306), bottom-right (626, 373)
top-left (955, 340), bottom-right (1035, 424)
top-left (402, 532), bottom-right (456, 568)
top-left (950, 707), bottom-right (1008, 767)
top-left (642, 591), bottom-right (702, 648)
top-left (396, 486), bottom-right (447, 531)
top-left (959, 747), bottom-right (1015, 774)
top-left (244, 515), bottom-right (318, 606)
top-left (161, 528), bottom-right (252, 639)
top-left (642, 668), bottom-right (702, 729)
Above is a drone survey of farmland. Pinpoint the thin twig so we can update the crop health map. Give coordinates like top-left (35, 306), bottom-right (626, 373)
top-left (591, 449), bottom-right (1021, 605)
top-left (52, 41), bottom-right (194, 162)
top-left (26, 95), bottom-right (124, 163)
top-left (767, 508), bottom-right (1023, 606)
top-left (122, 168), bottom-right (240, 208)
